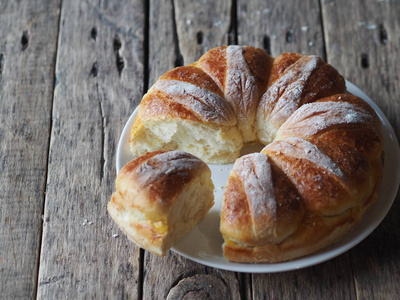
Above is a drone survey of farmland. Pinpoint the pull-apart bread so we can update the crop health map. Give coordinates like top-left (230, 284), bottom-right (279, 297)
top-left (108, 150), bottom-right (214, 256)
top-left (128, 46), bottom-right (383, 262)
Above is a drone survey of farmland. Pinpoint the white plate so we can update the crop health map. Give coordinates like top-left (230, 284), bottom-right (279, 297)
top-left (116, 81), bottom-right (400, 273)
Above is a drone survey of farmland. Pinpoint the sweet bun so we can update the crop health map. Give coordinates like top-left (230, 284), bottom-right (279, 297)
top-left (127, 46), bottom-right (384, 262)
top-left (129, 63), bottom-right (242, 164)
top-left (108, 150), bottom-right (214, 256)
top-left (256, 53), bottom-right (346, 144)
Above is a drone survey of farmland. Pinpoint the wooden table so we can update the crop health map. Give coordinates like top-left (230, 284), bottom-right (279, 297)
top-left (1, 0), bottom-right (399, 299)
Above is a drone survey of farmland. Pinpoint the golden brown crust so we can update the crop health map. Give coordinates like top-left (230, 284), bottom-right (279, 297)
top-left (257, 55), bottom-right (347, 138)
top-left (242, 46), bottom-right (274, 96)
top-left (220, 172), bottom-right (254, 244)
top-left (115, 150), bottom-right (209, 215)
top-left (275, 93), bottom-right (383, 192)
top-left (315, 94), bottom-right (383, 161)
top-left (196, 46), bottom-right (228, 91)
top-left (268, 52), bottom-right (304, 85)
top-left (220, 153), bottom-right (305, 246)
top-left (160, 65), bottom-right (225, 98)
top-left (263, 140), bottom-right (353, 216)
top-left (133, 64), bottom-right (236, 129)
top-left (140, 91), bottom-right (204, 123)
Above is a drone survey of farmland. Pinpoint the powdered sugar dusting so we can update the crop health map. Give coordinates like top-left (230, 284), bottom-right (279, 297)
top-left (260, 56), bottom-right (320, 127)
top-left (266, 137), bottom-right (345, 179)
top-left (134, 150), bottom-right (205, 187)
top-left (278, 101), bottom-right (373, 138)
top-left (153, 79), bottom-right (236, 126)
top-left (233, 153), bottom-right (277, 233)
top-left (225, 46), bottom-right (258, 140)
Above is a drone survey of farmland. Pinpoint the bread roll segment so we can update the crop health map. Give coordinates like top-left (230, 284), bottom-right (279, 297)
top-left (220, 153), bottom-right (305, 248)
top-left (256, 53), bottom-right (346, 144)
top-left (108, 150), bottom-right (214, 256)
top-left (130, 64), bottom-right (242, 164)
top-left (198, 46), bottom-right (273, 142)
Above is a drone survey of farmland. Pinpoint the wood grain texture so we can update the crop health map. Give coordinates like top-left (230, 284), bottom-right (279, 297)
top-left (143, 252), bottom-right (241, 300)
top-left (37, 0), bottom-right (145, 298)
top-left (237, 0), bottom-right (325, 57)
top-left (322, 1), bottom-right (400, 299)
top-left (174, 0), bottom-right (233, 64)
top-left (252, 256), bottom-right (356, 299)
top-left (148, 0), bottom-right (178, 86)
top-left (142, 1), bottom-right (241, 299)
top-left (0, 1), bottom-right (61, 298)
top-left (166, 274), bottom-right (232, 299)
top-left (321, 0), bottom-right (400, 136)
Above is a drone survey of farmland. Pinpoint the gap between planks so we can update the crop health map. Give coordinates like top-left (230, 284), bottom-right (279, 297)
top-left (34, 1), bottom-right (64, 299)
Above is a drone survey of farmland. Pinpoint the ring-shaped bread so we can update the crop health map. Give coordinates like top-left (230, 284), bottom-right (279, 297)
top-left (129, 46), bottom-right (383, 262)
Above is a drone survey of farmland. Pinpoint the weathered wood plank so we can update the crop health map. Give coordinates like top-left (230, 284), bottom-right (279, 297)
top-left (321, 0), bottom-right (400, 136)
top-left (322, 1), bottom-right (400, 298)
top-left (148, 0), bottom-right (177, 85)
top-left (0, 1), bottom-right (61, 298)
top-left (237, 1), bottom-right (357, 298)
top-left (252, 256), bottom-right (355, 299)
top-left (142, 1), bottom-right (241, 299)
top-left (237, 0), bottom-right (326, 57)
top-left (37, 0), bottom-right (145, 298)
top-left (174, 0), bottom-right (233, 64)
top-left (144, 252), bottom-right (241, 300)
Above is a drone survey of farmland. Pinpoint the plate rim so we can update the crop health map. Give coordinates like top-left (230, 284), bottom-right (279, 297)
top-left (116, 81), bottom-right (400, 273)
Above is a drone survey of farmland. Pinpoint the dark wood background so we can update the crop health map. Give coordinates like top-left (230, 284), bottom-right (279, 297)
top-left (1, 0), bottom-right (399, 299)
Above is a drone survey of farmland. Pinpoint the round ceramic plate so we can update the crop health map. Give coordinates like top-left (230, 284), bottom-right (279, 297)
top-left (116, 81), bottom-right (400, 273)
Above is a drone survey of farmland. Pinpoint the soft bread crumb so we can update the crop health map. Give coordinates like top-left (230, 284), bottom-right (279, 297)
top-left (130, 120), bottom-right (242, 164)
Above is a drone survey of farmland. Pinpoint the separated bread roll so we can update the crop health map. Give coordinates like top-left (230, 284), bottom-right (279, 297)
top-left (108, 150), bottom-right (214, 256)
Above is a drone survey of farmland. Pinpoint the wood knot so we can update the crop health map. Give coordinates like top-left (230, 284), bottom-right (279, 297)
top-left (361, 53), bottom-right (369, 68)
top-left (379, 23), bottom-right (388, 45)
top-left (113, 35), bottom-right (122, 52)
top-left (113, 34), bottom-right (124, 76)
top-left (167, 274), bottom-right (230, 300)
top-left (286, 29), bottom-right (294, 43)
top-left (196, 31), bottom-right (203, 45)
top-left (0, 53), bottom-right (3, 74)
top-left (90, 62), bottom-right (98, 77)
top-left (263, 34), bottom-right (271, 54)
top-left (90, 27), bottom-right (97, 41)
top-left (21, 30), bottom-right (29, 51)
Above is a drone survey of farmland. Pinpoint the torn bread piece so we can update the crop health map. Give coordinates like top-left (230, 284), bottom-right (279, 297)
top-left (108, 150), bottom-right (214, 256)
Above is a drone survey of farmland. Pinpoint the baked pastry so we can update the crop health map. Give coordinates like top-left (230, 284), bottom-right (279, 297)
top-left (108, 150), bottom-right (214, 256)
top-left (128, 46), bottom-right (384, 262)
